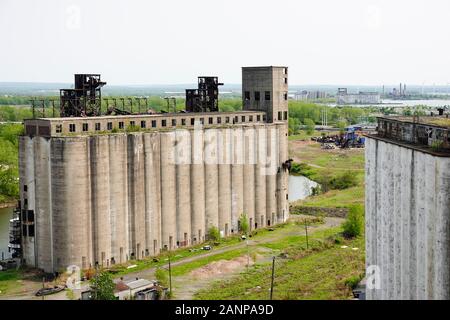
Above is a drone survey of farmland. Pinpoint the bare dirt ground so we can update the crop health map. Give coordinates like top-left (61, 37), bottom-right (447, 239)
top-left (1, 216), bottom-right (343, 300)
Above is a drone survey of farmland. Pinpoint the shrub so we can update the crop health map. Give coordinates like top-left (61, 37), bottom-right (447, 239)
top-left (207, 226), bottom-right (220, 242)
top-left (328, 171), bottom-right (358, 190)
top-left (342, 204), bottom-right (364, 238)
top-left (155, 268), bottom-right (169, 287)
top-left (238, 213), bottom-right (249, 235)
top-left (344, 274), bottom-right (364, 290)
top-left (289, 162), bottom-right (315, 178)
top-left (126, 125), bottom-right (141, 133)
top-left (90, 271), bottom-right (116, 300)
top-left (431, 140), bottom-right (443, 152)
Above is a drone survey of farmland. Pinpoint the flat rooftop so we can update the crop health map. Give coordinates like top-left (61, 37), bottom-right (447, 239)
top-left (378, 115), bottom-right (450, 129)
top-left (366, 115), bottom-right (450, 156)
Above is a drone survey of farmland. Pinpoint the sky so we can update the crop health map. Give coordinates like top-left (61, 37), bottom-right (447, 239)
top-left (1, 0), bottom-right (450, 86)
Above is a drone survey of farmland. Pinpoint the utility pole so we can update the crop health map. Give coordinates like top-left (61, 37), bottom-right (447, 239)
top-left (305, 219), bottom-right (309, 250)
top-left (270, 256), bottom-right (275, 300)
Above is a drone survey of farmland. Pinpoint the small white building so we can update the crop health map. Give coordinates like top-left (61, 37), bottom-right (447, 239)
top-left (114, 278), bottom-right (157, 300)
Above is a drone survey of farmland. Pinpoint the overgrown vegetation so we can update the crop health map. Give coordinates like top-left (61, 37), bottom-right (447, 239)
top-left (0, 123), bottom-right (22, 204)
top-left (207, 226), bottom-right (220, 242)
top-left (90, 271), bottom-right (116, 300)
top-left (238, 213), bottom-right (249, 235)
top-left (155, 267), bottom-right (169, 287)
top-left (289, 140), bottom-right (365, 208)
top-left (342, 204), bottom-right (364, 238)
top-left (194, 226), bottom-right (365, 300)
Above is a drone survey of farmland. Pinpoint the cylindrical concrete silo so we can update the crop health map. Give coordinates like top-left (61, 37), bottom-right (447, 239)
top-left (218, 128), bottom-right (232, 237)
top-left (190, 129), bottom-right (205, 244)
top-left (254, 127), bottom-right (267, 231)
top-left (231, 127), bottom-right (244, 233)
top-left (175, 129), bottom-right (191, 247)
top-left (160, 132), bottom-right (177, 250)
top-left (243, 126), bottom-right (255, 231)
top-left (204, 128), bottom-right (219, 234)
top-left (108, 134), bottom-right (129, 264)
top-left (90, 135), bottom-right (112, 267)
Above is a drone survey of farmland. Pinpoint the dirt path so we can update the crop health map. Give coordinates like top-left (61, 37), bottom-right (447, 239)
top-left (1, 216), bottom-right (343, 300)
top-left (169, 216), bottom-right (343, 300)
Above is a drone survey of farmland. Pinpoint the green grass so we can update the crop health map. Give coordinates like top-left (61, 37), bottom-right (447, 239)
top-left (260, 226), bottom-right (341, 251)
top-left (170, 248), bottom-right (249, 277)
top-left (289, 135), bottom-right (365, 208)
top-left (109, 236), bottom-right (243, 277)
top-left (299, 185), bottom-right (364, 208)
top-left (0, 269), bottom-right (21, 296)
top-left (194, 229), bottom-right (365, 300)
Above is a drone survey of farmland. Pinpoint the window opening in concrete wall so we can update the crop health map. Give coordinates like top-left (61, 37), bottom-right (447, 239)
top-left (28, 225), bottom-right (34, 237)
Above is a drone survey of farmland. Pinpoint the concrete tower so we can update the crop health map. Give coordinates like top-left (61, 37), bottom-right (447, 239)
top-left (242, 66), bottom-right (289, 123)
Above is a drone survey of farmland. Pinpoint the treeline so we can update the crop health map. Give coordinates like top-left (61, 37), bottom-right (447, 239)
top-left (0, 124), bottom-right (22, 203)
top-left (0, 106), bottom-right (33, 122)
top-left (0, 96), bottom-right (32, 105)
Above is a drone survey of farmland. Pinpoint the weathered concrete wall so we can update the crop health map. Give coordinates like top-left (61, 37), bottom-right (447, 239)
top-left (365, 137), bottom-right (450, 300)
top-left (20, 123), bottom-right (289, 273)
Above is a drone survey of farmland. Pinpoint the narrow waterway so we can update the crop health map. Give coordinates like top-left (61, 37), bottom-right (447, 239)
top-left (288, 175), bottom-right (318, 202)
top-left (0, 207), bottom-right (13, 260)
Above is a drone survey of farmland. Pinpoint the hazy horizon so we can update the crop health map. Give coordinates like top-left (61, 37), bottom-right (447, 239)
top-left (1, 0), bottom-right (450, 85)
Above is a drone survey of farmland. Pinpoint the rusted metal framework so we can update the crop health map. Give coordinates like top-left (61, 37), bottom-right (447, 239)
top-left (185, 76), bottom-right (223, 112)
top-left (60, 74), bottom-right (106, 117)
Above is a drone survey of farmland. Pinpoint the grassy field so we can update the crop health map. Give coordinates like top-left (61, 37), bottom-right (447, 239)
top-left (0, 270), bottom-right (20, 296)
top-left (288, 131), bottom-right (365, 208)
top-left (194, 226), bottom-right (365, 300)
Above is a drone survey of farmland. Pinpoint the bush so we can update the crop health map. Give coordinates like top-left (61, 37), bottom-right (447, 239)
top-left (289, 162), bottom-right (315, 178)
top-left (344, 274), bottom-right (364, 289)
top-left (238, 213), bottom-right (249, 235)
top-left (328, 171), bottom-right (358, 190)
top-left (90, 271), bottom-right (116, 300)
top-left (342, 204), bottom-right (364, 238)
top-left (155, 268), bottom-right (169, 287)
top-left (207, 226), bottom-right (220, 242)
top-left (431, 140), bottom-right (443, 152)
